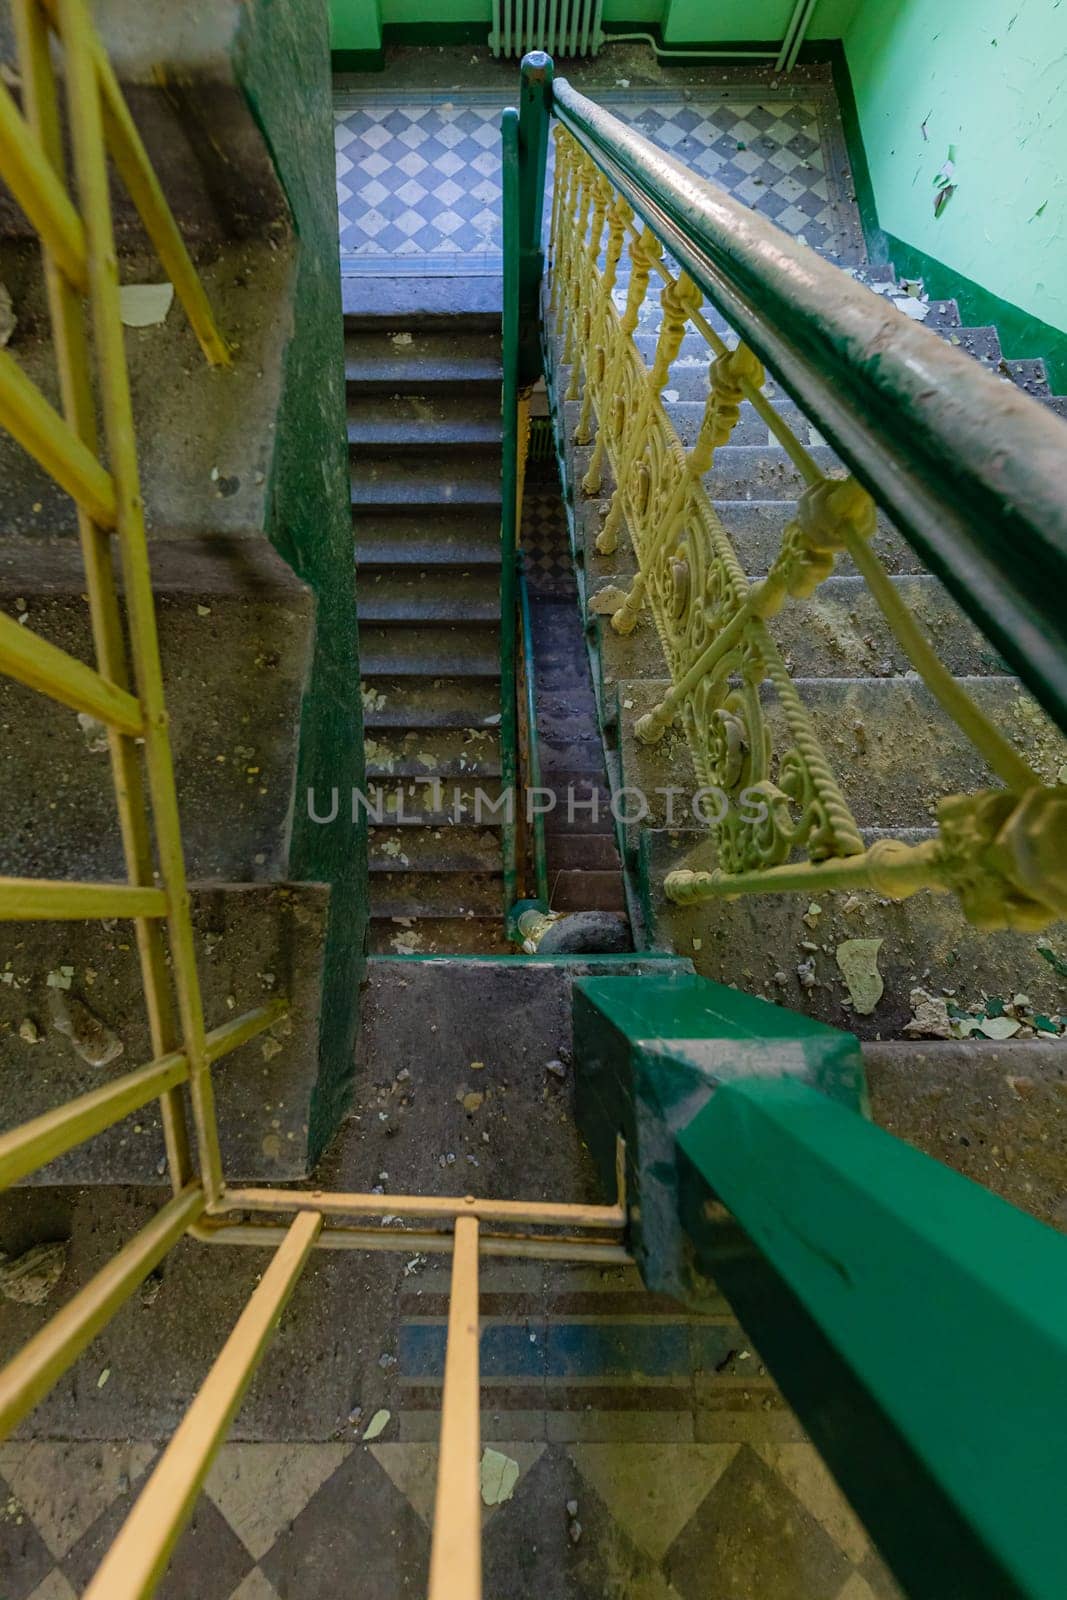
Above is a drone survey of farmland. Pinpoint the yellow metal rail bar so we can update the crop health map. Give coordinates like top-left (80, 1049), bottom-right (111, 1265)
top-left (0, 878), bottom-right (168, 921)
top-left (191, 1217), bottom-right (632, 1264)
top-left (0, 1184), bottom-right (204, 1439)
top-left (59, 0), bottom-right (223, 1202)
top-left (36, 0), bottom-right (231, 366)
top-left (0, 1003), bottom-right (288, 1192)
top-left (82, 1211), bottom-right (321, 1600)
top-left (428, 1215), bottom-right (482, 1600)
top-left (0, 76), bottom-right (88, 291)
top-left (0, 609), bottom-right (143, 731)
top-left (215, 1187), bottom-right (627, 1231)
top-left (0, 347), bottom-right (117, 525)
top-left (11, 0), bottom-right (193, 1196)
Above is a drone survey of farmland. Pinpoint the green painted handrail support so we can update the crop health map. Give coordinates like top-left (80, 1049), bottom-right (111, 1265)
top-left (519, 555), bottom-right (550, 905)
top-left (573, 971), bottom-right (1067, 1600)
top-left (500, 52), bottom-right (553, 918)
top-left (547, 76), bottom-right (1067, 737)
top-left (499, 106), bottom-right (520, 911)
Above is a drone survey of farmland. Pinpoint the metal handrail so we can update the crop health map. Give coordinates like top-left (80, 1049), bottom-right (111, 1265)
top-left (550, 76), bottom-right (1067, 737)
top-left (519, 554), bottom-right (550, 905)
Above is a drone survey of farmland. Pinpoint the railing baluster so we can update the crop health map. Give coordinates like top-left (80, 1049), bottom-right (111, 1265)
top-left (12, 0), bottom-right (194, 1189)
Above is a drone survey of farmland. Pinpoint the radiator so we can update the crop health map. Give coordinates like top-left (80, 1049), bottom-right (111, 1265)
top-left (490, 0), bottom-right (605, 58)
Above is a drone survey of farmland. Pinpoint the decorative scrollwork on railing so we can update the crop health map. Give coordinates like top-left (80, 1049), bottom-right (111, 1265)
top-left (547, 125), bottom-right (1067, 932)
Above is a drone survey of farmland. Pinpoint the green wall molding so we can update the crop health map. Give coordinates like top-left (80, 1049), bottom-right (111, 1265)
top-left (234, 0), bottom-right (369, 1164)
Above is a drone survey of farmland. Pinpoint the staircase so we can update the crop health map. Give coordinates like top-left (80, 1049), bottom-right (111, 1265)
top-left (553, 266), bottom-right (1067, 1039)
top-left (345, 301), bottom-right (511, 954)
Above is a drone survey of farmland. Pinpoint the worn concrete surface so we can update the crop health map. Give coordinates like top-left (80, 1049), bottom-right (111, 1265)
top-left (0, 557), bottom-right (311, 884)
top-left (0, 882), bottom-right (329, 1183)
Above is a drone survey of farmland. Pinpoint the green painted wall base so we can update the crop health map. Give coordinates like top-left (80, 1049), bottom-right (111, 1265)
top-left (571, 971), bottom-right (866, 1307)
top-left (235, 0), bottom-right (369, 1164)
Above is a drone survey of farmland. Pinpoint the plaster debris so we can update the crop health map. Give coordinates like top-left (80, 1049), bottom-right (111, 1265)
top-left (390, 331), bottom-right (414, 346)
top-left (588, 584), bottom-right (629, 616)
top-left (46, 966), bottom-right (74, 990)
top-left (545, 1058), bottom-right (567, 1080)
top-left (460, 1091), bottom-right (484, 1113)
top-left (18, 1017), bottom-right (40, 1045)
top-left (480, 1448), bottom-right (520, 1506)
top-left (904, 988), bottom-right (954, 1039)
top-left (796, 958), bottom-right (816, 989)
top-left (362, 1409), bottom-right (391, 1442)
top-left (893, 296), bottom-right (931, 321)
top-left (119, 282), bottom-right (174, 327)
top-left (0, 1241), bottom-right (69, 1305)
top-left (835, 938), bottom-right (884, 1015)
top-left (0, 280), bottom-right (15, 347)
top-left (977, 1015), bottom-right (1022, 1041)
top-left (96, 1367), bottom-right (111, 1389)
top-left (77, 713), bottom-right (110, 754)
top-left (49, 990), bottom-right (124, 1068)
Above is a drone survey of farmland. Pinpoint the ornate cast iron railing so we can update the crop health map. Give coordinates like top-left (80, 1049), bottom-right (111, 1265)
top-left (0, 18), bottom-right (629, 1600)
top-left (544, 76), bottom-right (1067, 934)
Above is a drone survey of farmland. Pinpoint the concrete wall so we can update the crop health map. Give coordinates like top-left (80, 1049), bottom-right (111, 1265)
top-left (844, 0), bottom-right (1067, 346)
top-left (663, 0), bottom-right (856, 44)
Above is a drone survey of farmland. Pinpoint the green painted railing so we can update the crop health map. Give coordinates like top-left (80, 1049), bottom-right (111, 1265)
top-left (499, 105), bottom-right (520, 912)
top-left (500, 54), bottom-right (553, 919)
top-left (498, 49), bottom-right (1067, 1600)
top-left (549, 74), bottom-right (1067, 737)
top-left (574, 969), bottom-right (1067, 1600)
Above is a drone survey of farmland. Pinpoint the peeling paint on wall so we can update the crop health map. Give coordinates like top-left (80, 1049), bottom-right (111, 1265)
top-left (845, 0), bottom-right (1067, 338)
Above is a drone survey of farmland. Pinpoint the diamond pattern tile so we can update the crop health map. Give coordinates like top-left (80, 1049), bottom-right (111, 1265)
top-left (333, 87), bottom-right (861, 274)
top-left (0, 1429), bottom-right (904, 1598)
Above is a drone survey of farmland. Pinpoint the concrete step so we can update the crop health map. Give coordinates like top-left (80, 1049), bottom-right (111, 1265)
top-left (344, 328), bottom-right (501, 391)
top-left (350, 454), bottom-right (501, 511)
top-left (354, 511), bottom-right (502, 568)
top-left (550, 868), bottom-right (627, 912)
top-left (364, 726), bottom-right (501, 779)
top-left (0, 544), bottom-right (311, 882)
top-left (638, 825), bottom-right (1067, 1041)
top-left (370, 873), bottom-right (503, 918)
top-left (1, 882), bottom-right (329, 1184)
top-left (347, 393), bottom-right (501, 452)
top-left (617, 675), bottom-right (1065, 833)
top-left (358, 624), bottom-right (500, 678)
top-left (368, 826), bottom-right (502, 874)
top-left (544, 832), bottom-right (624, 871)
top-left (361, 676), bottom-right (501, 730)
top-left (357, 568), bottom-right (499, 625)
top-left (368, 916), bottom-right (511, 955)
top-left (363, 778), bottom-right (508, 826)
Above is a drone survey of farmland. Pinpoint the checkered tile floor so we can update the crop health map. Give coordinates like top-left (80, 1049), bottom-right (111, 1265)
top-left (1, 1436), bottom-right (901, 1600)
top-left (334, 87), bottom-right (862, 273)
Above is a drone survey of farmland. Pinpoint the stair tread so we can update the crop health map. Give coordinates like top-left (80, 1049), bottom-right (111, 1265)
top-left (348, 394), bottom-right (502, 450)
top-left (368, 915), bottom-right (510, 955)
top-left (351, 455), bottom-right (502, 509)
top-left (362, 677), bottom-right (501, 729)
top-left (370, 872), bottom-right (504, 917)
top-left (365, 726), bottom-right (501, 778)
top-left (369, 826), bottom-right (503, 874)
top-left (345, 329), bottom-right (501, 390)
top-left (357, 568), bottom-right (500, 624)
top-left (359, 625), bottom-right (500, 678)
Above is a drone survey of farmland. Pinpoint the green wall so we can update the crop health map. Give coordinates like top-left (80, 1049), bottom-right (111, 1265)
top-left (662, 0), bottom-right (856, 43)
top-left (844, 0), bottom-right (1067, 385)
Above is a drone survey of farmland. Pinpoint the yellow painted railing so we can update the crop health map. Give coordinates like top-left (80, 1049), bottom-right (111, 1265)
top-left (0, 35), bottom-right (629, 1599)
top-left (548, 121), bottom-right (1067, 932)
